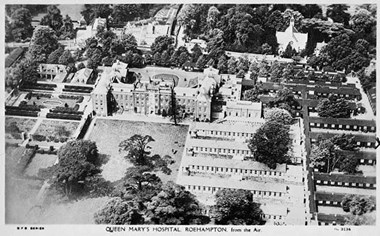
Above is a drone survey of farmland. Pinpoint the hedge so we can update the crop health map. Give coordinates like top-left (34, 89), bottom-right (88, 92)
top-left (58, 94), bottom-right (83, 100)
top-left (46, 112), bottom-right (82, 120)
top-left (18, 102), bottom-right (44, 111)
top-left (50, 104), bottom-right (83, 114)
top-left (32, 134), bottom-right (46, 142)
top-left (5, 110), bottom-right (38, 117)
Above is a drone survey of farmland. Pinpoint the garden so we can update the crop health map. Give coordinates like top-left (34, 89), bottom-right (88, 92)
top-left (87, 119), bottom-right (189, 183)
top-left (5, 117), bottom-right (38, 141)
top-left (31, 120), bottom-right (80, 144)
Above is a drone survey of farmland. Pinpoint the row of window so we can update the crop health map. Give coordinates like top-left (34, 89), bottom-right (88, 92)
top-left (310, 122), bottom-right (375, 131)
top-left (315, 179), bottom-right (376, 189)
top-left (189, 165), bottom-right (283, 176)
top-left (190, 146), bottom-right (250, 155)
top-left (186, 185), bottom-right (284, 197)
top-left (311, 139), bottom-right (375, 148)
top-left (200, 130), bottom-right (254, 138)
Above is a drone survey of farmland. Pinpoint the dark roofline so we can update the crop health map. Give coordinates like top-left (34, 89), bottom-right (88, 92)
top-left (310, 132), bottom-right (376, 142)
top-left (309, 117), bottom-right (376, 127)
top-left (314, 172), bottom-right (376, 184)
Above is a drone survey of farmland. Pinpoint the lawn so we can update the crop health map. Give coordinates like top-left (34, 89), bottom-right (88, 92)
top-left (34, 120), bottom-right (80, 138)
top-left (87, 119), bottom-right (189, 183)
top-left (24, 154), bottom-right (58, 177)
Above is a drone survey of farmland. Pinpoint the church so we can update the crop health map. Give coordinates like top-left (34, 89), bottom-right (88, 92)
top-left (276, 16), bottom-right (308, 55)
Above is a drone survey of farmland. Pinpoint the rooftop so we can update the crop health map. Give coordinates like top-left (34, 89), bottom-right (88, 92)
top-left (182, 155), bottom-right (287, 173)
top-left (190, 121), bottom-right (263, 134)
top-left (187, 138), bottom-right (250, 151)
top-left (177, 175), bottom-right (287, 193)
top-left (314, 172), bottom-right (376, 185)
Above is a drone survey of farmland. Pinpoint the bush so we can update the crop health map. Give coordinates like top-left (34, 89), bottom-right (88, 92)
top-left (60, 137), bottom-right (68, 143)
top-left (5, 109), bottom-right (38, 117)
top-left (33, 134), bottom-right (46, 142)
top-left (77, 96), bottom-right (84, 103)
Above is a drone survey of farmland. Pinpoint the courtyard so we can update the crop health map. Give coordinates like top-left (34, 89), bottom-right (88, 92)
top-left (87, 118), bottom-right (189, 183)
top-left (131, 66), bottom-right (204, 88)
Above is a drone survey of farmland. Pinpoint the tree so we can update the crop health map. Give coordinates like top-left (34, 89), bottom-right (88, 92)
top-left (87, 48), bottom-right (103, 69)
top-left (111, 4), bottom-right (142, 24)
top-left (151, 35), bottom-right (175, 55)
top-left (58, 50), bottom-right (74, 65)
top-left (264, 108), bottom-right (293, 125)
top-left (160, 50), bottom-right (171, 67)
top-left (27, 26), bottom-right (59, 63)
top-left (261, 43), bottom-right (272, 54)
top-left (60, 15), bottom-right (75, 39)
top-left (47, 140), bottom-right (102, 198)
top-left (206, 6), bottom-right (220, 31)
top-left (310, 134), bottom-right (359, 173)
top-left (94, 197), bottom-right (144, 224)
top-left (316, 96), bottom-right (351, 118)
top-left (327, 4), bottom-right (350, 26)
top-left (12, 58), bottom-right (39, 85)
top-left (350, 9), bottom-right (376, 45)
top-left (112, 166), bottom-right (163, 203)
top-left (247, 121), bottom-right (291, 169)
top-left (10, 7), bottom-right (34, 42)
top-left (81, 4), bottom-right (112, 25)
top-left (47, 47), bottom-right (64, 64)
top-left (195, 55), bottom-right (207, 69)
top-left (282, 42), bottom-right (295, 58)
top-left (242, 85), bottom-right (261, 102)
top-left (40, 5), bottom-right (63, 33)
top-left (191, 43), bottom-right (203, 63)
top-left (146, 182), bottom-right (210, 225)
top-left (178, 52), bottom-right (189, 67)
top-left (213, 189), bottom-right (265, 225)
top-left (341, 195), bottom-right (375, 215)
top-left (217, 55), bottom-right (228, 73)
top-left (119, 135), bottom-right (172, 174)
top-left (227, 57), bottom-right (237, 74)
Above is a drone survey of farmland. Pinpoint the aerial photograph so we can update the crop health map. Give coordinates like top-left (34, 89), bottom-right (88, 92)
top-left (3, 3), bottom-right (377, 227)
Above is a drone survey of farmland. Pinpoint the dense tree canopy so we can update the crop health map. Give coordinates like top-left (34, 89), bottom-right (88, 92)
top-left (8, 7), bottom-right (34, 42)
top-left (42, 140), bottom-right (103, 198)
top-left (27, 26), bottom-right (60, 63)
top-left (310, 134), bottom-right (359, 174)
top-left (213, 189), bottom-right (265, 225)
top-left (264, 108), bottom-right (293, 125)
top-left (341, 195), bottom-right (375, 215)
top-left (119, 135), bottom-right (172, 174)
top-left (40, 5), bottom-right (63, 33)
top-left (248, 121), bottom-right (291, 169)
top-left (316, 95), bottom-right (351, 118)
top-left (146, 182), bottom-right (210, 225)
top-left (94, 197), bottom-right (144, 224)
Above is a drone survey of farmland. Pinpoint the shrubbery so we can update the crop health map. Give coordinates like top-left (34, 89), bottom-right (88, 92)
top-left (46, 112), bottom-right (82, 120)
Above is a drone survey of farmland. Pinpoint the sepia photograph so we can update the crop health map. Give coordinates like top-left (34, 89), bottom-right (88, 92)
top-left (1, 1), bottom-right (378, 234)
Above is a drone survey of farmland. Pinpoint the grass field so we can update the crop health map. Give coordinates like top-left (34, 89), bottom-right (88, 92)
top-left (87, 119), bottom-right (189, 183)
top-left (24, 154), bottom-right (58, 177)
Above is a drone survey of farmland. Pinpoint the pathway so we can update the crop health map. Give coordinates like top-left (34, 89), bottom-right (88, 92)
top-left (21, 117), bottom-right (44, 146)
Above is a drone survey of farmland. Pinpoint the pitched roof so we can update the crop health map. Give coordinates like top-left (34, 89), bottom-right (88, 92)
top-left (309, 117), bottom-right (376, 127)
top-left (187, 138), bottom-right (250, 151)
top-left (182, 155), bottom-right (287, 173)
top-left (314, 173), bottom-right (376, 185)
top-left (190, 121), bottom-right (264, 134)
top-left (177, 175), bottom-right (287, 193)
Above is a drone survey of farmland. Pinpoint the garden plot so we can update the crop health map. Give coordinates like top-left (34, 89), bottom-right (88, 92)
top-left (29, 119), bottom-right (80, 146)
top-left (5, 117), bottom-right (38, 142)
top-left (87, 119), bottom-right (189, 183)
top-left (5, 117), bottom-right (37, 134)
top-left (24, 154), bottom-right (58, 177)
